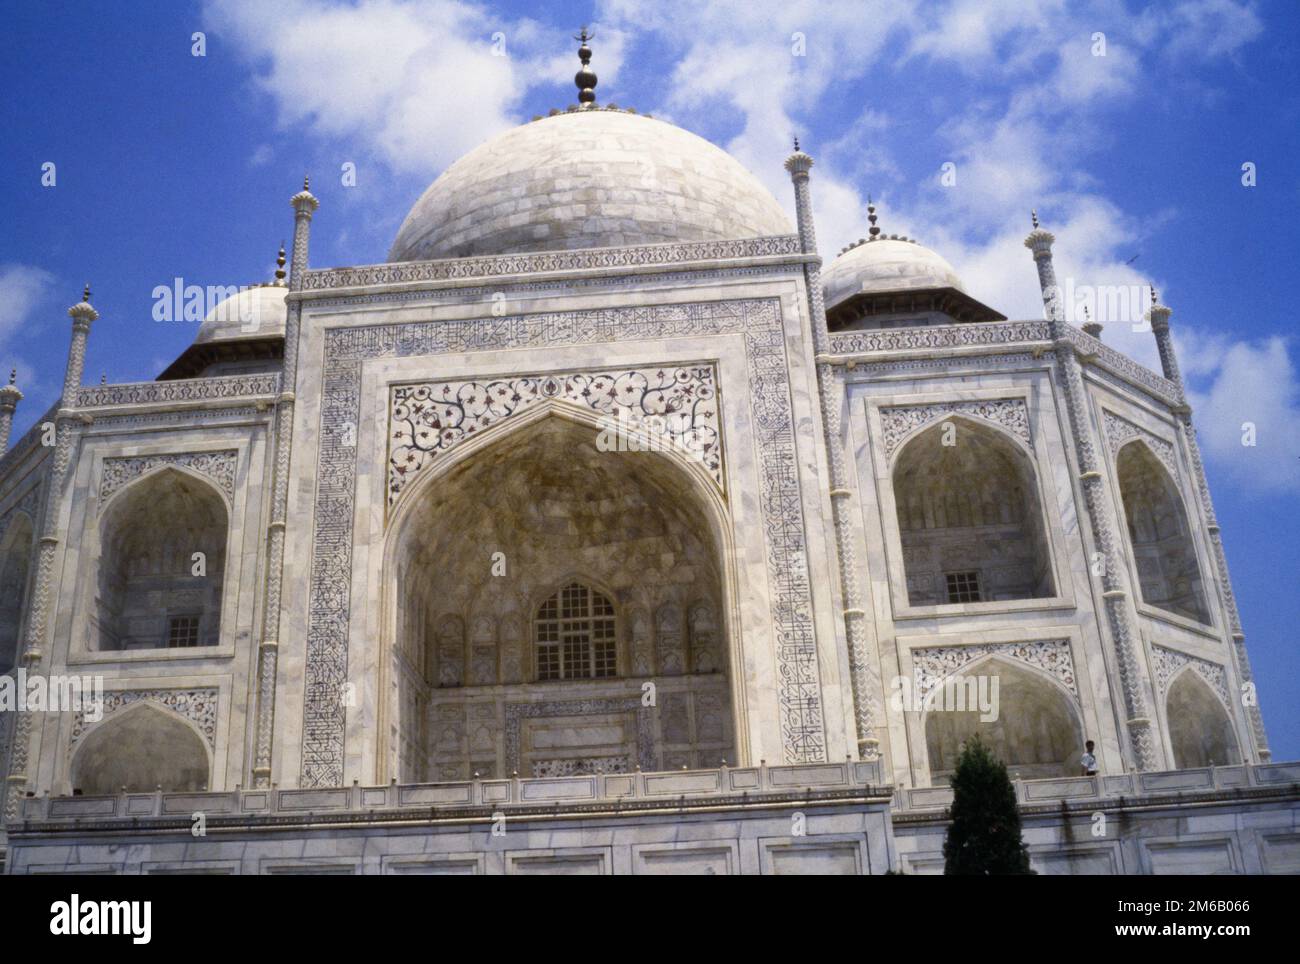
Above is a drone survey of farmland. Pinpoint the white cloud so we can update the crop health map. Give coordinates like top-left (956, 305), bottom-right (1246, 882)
top-left (202, 0), bottom-right (577, 176)
top-left (1186, 337), bottom-right (1300, 494)
top-left (0, 264), bottom-right (56, 348)
top-left (248, 143), bottom-right (274, 167)
top-left (1154, 0), bottom-right (1264, 62)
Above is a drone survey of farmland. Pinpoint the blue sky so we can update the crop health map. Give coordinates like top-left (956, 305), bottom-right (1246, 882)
top-left (2, 0), bottom-right (1297, 757)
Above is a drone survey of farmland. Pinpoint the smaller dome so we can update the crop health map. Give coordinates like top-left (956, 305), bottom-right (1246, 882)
top-left (823, 238), bottom-right (966, 311)
top-left (195, 285), bottom-right (287, 344)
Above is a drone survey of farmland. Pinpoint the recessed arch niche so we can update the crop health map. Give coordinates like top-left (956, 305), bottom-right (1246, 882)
top-left (893, 418), bottom-right (1054, 606)
top-left (924, 657), bottom-right (1083, 784)
top-left (1116, 441), bottom-right (1210, 624)
top-left (70, 702), bottom-right (211, 794)
top-left (0, 511), bottom-right (35, 673)
top-left (95, 468), bottom-right (228, 651)
top-left (1166, 670), bottom-right (1240, 768)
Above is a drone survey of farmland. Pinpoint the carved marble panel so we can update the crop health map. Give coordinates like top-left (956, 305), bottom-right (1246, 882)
top-left (389, 364), bottom-right (722, 508)
top-left (829, 319), bottom-right (1052, 356)
top-left (1151, 644), bottom-right (1230, 707)
top-left (910, 639), bottom-right (1076, 703)
top-left (99, 451), bottom-right (238, 505)
top-left (1103, 410), bottom-right (1179, 480)
top-left (503, 697), bottom-right (654, 774)
top-left (75, 373), bottom-right (279, 408)
top-left (70, 688), bottom-right (219, 749)
top-left (880, 398), bottom-right (1032, 461)
top-left (302, 236), bottom-right (802, 291)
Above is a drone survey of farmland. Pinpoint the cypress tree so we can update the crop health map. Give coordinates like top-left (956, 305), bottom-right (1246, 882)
top-left (942, 734), bottom-right (1035, 875)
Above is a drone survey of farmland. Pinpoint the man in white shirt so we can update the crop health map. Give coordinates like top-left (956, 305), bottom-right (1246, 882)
top-left (1080, 740), bottom-right (1098, 776)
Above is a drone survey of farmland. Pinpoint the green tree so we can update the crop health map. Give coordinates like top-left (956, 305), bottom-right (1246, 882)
top-left (942, 734), bottom-right (1035, 875)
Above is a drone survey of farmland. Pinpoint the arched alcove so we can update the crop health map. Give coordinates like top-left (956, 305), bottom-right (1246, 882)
top-left (1116, 442), bottom-right (1210, 623)
top-left (386, 410), bottom-right (735, 782)
top-left (71, 703), bottom-right (211, 794)
top-left (96, 469), bottom-right (228, 651)
top-left (924, 658), bottom-right (1082, 784)
top-left (0, 512), bottom-right (35, 673)
top-left (1166, 670), bottom-right (1240, 768)
top-left (894, 419), bottom-right (1054, 606)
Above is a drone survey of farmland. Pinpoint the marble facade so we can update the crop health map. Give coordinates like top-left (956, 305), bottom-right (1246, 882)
top-left (0, 102), bottom-right (1282, 874)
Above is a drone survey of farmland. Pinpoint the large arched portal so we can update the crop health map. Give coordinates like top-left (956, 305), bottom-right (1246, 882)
top-left (1166, 670), bottom-right (1240, 768)
top-left (894, 419), bottom-right (1054, 606)
top-left (924, 659), bottom-right (1082, 784)
top-left (1116, 442), bottom-right (1210, 623)
top-left (95, 469), bottom-right (228, 651)
top-left (388, 411), bottom-right (735, 782)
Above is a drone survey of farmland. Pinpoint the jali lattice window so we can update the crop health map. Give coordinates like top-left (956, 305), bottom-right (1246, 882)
top-left (945, 571), bottom-right (982, 604)
top-left (536, 583), bottom-right (616, 680)
top-left (167, 615), bottom-right (202, 648)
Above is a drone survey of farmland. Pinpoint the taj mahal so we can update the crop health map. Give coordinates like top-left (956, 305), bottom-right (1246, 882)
top-left (1, 36), bottom-right (1296, 875)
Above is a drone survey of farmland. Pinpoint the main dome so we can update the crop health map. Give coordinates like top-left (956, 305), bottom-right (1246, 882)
top-left (388, 108), bottom-right (793, 262)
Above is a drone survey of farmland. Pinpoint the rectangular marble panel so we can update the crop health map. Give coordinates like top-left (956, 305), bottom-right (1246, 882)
top-left (634, 842), bottom-right (737, 875)
top-left (761, 837), bottom-right (863, 875)
top-left (768, 763), bottom-right (849, 787)
top-left (398, 784), bottom-right (473, 806)
top-left (507, 848), bottom-right (609, 875)
top-left (1144, 839), bottom-right (1238, 875)
top-left (644, 771), bottom-right (724, 796)
top-left (277, 788), bottom-right (350, 811)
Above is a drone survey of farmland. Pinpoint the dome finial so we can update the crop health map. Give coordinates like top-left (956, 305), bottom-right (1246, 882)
top-left (82, 283), bottom-right (91, 303)
top-left (574, 26), bottom-right (597, 104)
top-left (867, 197), bottom-right (880, 238)
top-left (793, 136), bottom-right (800, 152)
top-left (1031, 209), bottom-right (1040, 229)
top-left (7, 368), bottom-right (15, 386)
top-left (275, 241), bottom-right (287, 283)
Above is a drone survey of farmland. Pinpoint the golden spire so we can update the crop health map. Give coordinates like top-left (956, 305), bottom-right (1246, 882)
top-left (275, 242), bottom-right (287, 283)
top-left (574, 27), bottom-right (597, 104)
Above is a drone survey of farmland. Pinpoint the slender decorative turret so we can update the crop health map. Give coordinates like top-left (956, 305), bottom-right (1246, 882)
top-left (1025, 215), bottom-right (1159, 771)
top-left (1146, 287), bottom-right (1181, 387)
top-left (1145, 287), bottom-right (1270, 761)
top-left (1025, 212), bottom-right (1063, 323)
top-left (64, 284), bottom-right (97, 400)
top-left (0, 369), bottom-right (22, 456)
top-left (1081, 306), bottom-right (1103, 340)
top-left (785, 140), bottom-right (882, 759)
top-left (4, 285), bottom-right (98, 820)
top-left (251, 176), bottom-right (319, 788)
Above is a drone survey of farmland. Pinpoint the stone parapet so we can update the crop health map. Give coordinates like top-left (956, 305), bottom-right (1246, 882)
top-left (14, 759), bottom-right (889, 829)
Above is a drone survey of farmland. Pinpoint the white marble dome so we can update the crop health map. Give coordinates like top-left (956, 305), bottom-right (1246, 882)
top-left (195, 284), bottom-right (287, 343)
top-left (388, 108), bottom-right (793, 262)
top-left (822, 237), bottom-right (967, 311)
